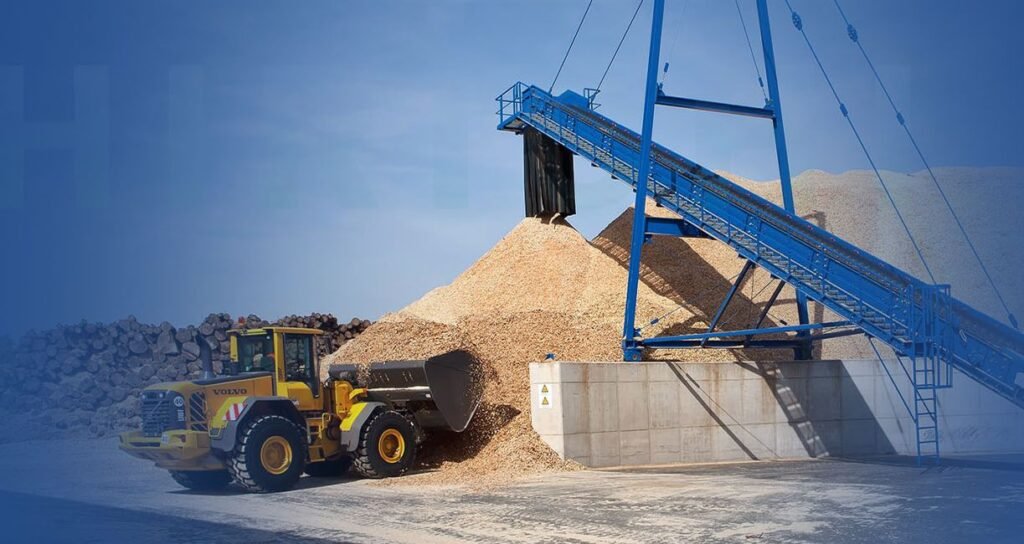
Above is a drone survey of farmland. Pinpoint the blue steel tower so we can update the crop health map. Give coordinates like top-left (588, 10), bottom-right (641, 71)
top-left (621, 0), bottom-right (811, 361)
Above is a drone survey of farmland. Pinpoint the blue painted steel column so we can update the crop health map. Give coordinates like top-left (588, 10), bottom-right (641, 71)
top-left (757, 0), bottom-right (812, 358)
top-left (622, 0), bottom-right (666, 362)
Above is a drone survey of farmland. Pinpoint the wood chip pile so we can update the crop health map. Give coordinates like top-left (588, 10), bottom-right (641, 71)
top-left (324, 215), bottom-right (791, 487)
top-left (326, 167), bottom-right (1022, 487)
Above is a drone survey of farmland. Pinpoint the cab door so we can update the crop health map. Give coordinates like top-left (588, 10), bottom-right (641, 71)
top-left (275, 332), bottom-right (321, 411)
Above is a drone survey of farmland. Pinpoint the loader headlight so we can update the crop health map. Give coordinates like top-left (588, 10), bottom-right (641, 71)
top-left (161, 432), bottom-right (187, 445)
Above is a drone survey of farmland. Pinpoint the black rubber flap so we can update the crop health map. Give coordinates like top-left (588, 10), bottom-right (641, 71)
top-left (523, 126), bottom-right (576, 217)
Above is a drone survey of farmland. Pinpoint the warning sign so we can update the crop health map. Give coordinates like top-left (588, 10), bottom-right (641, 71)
top-left (538, 384), bottom-right (553, 409)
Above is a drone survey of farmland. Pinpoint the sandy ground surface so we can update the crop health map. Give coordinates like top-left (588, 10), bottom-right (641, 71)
top-left (0, 437), bottom-right (1021, 543)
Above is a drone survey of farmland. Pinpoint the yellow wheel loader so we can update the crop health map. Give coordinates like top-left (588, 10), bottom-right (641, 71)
top-left (119, 326), bottom-right (481, 493)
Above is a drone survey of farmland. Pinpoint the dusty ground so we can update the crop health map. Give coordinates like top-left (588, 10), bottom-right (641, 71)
top-left (0, 437), bottom-right (1021, 543)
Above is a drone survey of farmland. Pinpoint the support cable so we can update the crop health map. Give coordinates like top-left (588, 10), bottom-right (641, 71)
top-left (659, 0), bottom-right (687, 86)
top-left (869, 337), bottom-right (915, 419)
top-left (640, 267), bottom-right (743, 333)
top-left (643, 264), bottom-right (771, 334)
top-left (734, 0), bottom-right (768, 102)
top-left (549, 0), bottom-right (594, 94)
top-left (832, 0), bottom-right (1017, 329)
top-left (596, 0), bottom-right (645, 92)
top-left (719, 272), bottom-right (776, 330)
top-left (783, 0), bottom-right (936, 284)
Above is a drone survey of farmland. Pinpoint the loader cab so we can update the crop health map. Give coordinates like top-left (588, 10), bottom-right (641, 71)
top-left (229, 326), bottom-right (324, 411)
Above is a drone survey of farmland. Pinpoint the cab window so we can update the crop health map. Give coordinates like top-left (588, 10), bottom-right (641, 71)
top-left (238, 334), bottom-right (275, 373)
top-left (283, 334), bottom-right (316, 388)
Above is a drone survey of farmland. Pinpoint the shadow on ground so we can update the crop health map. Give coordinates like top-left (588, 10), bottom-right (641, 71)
top-left (0, 490), bottom-right (355, 543)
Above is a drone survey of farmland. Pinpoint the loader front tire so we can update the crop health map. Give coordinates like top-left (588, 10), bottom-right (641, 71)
top-left (353, 410), bottom-right (416, 478)
top-left (169, 470), bottom-right (232, 491)
top-left (228, 414), bottom-right (306, 493)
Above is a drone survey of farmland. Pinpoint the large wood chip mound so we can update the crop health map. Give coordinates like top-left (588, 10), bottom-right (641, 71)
top-left (326, 168), bottom-right (1024, 487)
top-left (324, 216), bottom-right (790, 487)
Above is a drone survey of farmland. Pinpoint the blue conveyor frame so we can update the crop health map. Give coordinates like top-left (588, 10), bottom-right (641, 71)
top-left (496, 82), bottom-right (1024, 416)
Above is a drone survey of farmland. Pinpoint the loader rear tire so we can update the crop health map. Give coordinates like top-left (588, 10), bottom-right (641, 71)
top-left (353, 410), bottom-right (416, 479)
top-left (169, 470), bottom-right (232, 491)
top-left (227, 414), bottom-right (306, 493)
top-left (304, 456), bottom-right (353, 478)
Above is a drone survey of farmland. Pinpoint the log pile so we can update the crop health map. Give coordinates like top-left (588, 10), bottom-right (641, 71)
top-left (239, 313), bottom-right (371, 357)
top-left (0, 312), bottom-right (370, 442)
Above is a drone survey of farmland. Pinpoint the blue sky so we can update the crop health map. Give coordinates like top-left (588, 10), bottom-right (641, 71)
top-left (1, 0), bottom-right (1022, 333)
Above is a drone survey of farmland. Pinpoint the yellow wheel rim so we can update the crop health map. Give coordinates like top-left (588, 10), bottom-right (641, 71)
top-left (378, 429), bottom-right (405, 464)
top-left (260, 436), bottom-right (293, 475)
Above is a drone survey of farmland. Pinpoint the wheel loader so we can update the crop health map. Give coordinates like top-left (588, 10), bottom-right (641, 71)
top-left (119, 325), bottom-right (482, 493)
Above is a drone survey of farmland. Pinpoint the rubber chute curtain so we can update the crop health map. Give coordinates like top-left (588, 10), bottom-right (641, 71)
top-left (523, 126), bottom-right (576, 217)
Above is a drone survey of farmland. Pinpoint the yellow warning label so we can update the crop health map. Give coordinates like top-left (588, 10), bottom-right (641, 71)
top-left (538, 383), bottom-right (553, 409)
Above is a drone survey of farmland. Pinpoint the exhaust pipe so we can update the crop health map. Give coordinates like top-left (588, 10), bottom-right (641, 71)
top-left (329, 350), bottom-right (483, 433)
top-left (198, 336), bottom-right (216, 380)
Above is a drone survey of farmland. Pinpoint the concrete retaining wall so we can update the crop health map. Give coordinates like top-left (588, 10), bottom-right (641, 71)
top-left (529, 360), bottom-right (1024, 467)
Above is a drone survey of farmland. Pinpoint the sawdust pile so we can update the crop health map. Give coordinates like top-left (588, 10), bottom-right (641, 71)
top-left (324, 215), bottom-right (791, 487)
top-left (326, 167), bottom-right (1023, 487)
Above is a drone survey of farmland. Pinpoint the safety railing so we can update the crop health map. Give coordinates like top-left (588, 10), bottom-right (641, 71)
top-left (495, 82), bottom-right (527, 128)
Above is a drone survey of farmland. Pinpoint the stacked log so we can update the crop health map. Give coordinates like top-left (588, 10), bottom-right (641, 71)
top-left (240, 313), bottom-right (371, 357)
top-left (0, 312), bottom-right (371, 442)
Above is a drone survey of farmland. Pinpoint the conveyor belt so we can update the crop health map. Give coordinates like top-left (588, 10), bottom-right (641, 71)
top-left (497, 82), bottom-right (1024, 409)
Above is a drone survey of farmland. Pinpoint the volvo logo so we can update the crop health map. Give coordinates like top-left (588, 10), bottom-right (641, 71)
top-left (213, 388), bottom-right (248, 396)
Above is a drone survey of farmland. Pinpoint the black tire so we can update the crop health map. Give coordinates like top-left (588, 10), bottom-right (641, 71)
top-left (227, 414), bottom-right (307, 493)
top-left (304, 456), bottom-right (353, 478)
top-left (169, 470), bottom-right (232, 491)
top-left (352, 410), bottom-right (416, 479)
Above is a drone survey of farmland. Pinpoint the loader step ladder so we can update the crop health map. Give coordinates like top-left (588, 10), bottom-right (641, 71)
top-left (495, 82), bottom-right (1024, 429)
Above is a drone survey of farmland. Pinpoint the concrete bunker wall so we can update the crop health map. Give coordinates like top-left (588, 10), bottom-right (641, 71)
top-left (529, 360), bottom-right (1024, 467)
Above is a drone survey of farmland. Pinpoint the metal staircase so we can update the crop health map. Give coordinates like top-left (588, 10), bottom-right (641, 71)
top-left (496, 82), bottom-right (1024, 420)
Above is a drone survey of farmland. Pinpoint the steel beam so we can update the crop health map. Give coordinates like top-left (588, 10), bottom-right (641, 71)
top-left (645, 216), bottom-right (707, 238)
top-left (655, 92), bottom-right (775, 120)
top-left (757, 0), bottom-right (812, 358)
top-left (807, 328), bottom-right (864, 341)
top-left (701, 261), bottom-right (756, 347)
top-left (622, 0), bottom-right (666, 362)
top-left (644, 328), bottom-right (863, 349)
top-left (643, 320), bottom-right (851, 346)
top-left (746, 279), bottom-right (787, 341)
top-left (652, 339), bottom-right (805, 349)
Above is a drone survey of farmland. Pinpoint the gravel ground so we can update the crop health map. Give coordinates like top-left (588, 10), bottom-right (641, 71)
top-left (0, 437), bottom-right (1021, 543)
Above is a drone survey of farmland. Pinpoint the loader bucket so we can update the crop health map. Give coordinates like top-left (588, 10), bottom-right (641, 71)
top-left (329, 350), bottom-right (483, 432)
